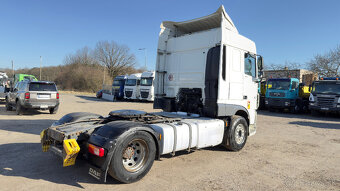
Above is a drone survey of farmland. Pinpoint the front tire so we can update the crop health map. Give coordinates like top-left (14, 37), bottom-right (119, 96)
top-left (224, 115), bottom-right (248, 151)
top-left (108, 131), bottom-right (156, 183)
top-left (16, 101), bottom-right (23, 115)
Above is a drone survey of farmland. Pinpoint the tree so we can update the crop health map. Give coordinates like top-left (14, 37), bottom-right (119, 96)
top-left (307, 45), bottom-right (340, 77)
top-left (94, 41), bottom-right (136, 78)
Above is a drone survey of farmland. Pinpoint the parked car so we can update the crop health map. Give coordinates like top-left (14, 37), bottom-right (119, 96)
top-left (96, 89), bottom-right (103, 98)
top-left (5, 81), bottom-right (60, 115)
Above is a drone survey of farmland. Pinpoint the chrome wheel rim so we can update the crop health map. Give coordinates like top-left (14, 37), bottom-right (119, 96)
top-left (122, 139), bottom-right (148, 172)
top-left (235, 124), bottom-right (246, 145)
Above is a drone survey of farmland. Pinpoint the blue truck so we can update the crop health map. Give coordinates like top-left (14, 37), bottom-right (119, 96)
top-left (309, 77), bottom-right (340, 115)
top-left (111, 75), bottom-right (127, 100)
top-left (265, 78), bottom-right (310, 113)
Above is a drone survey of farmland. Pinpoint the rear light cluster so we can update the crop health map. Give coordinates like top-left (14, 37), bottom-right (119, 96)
top-left (25, 92), bottom-right (30, 99)
top-left (88, 143), bottom-right (105, 157)
top-left (56, 93), bottom-right (59, 99)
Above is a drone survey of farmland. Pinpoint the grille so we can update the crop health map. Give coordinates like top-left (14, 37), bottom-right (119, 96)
top-left (317, 97), bottom-right (335, 107)
top-left (113, 89), bottom-right (120, 96)
top-left (269, 92), bottom-right (285, 97)
top-left (141, 91), bottom-right (149, 98)
top-left (125, 91), bottom-right (132, 98)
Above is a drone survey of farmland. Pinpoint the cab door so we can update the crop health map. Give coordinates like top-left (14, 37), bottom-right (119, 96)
top-left (243, 53), bottom-right (258, 125)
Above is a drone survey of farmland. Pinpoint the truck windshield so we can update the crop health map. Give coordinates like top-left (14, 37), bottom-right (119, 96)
top-left (29, 83), bottom-right (57, 91)
top-left (112, 79), bottom-right (123, 86)
top-left (125, 79), bottom-right (137, 86)
top-left (140, 77), bottom-right (153, 86)
top-left (312, 81), bottom-right (340, 94)
top-left (267, 79), bottom-right (290, 90)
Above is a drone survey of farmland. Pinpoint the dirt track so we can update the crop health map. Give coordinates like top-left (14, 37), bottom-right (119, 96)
top-left (0, 93), bottom-right (339, 191)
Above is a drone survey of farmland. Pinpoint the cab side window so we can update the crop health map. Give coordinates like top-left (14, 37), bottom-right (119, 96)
top-left (244, 53), bottom-right (256, 78)
top-left (291, 81), bottom-right (298, 90)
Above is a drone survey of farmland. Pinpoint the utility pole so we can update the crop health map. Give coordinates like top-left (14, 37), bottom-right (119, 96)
top-left (138, 48), bottom-right (147, 69)
top-left (11, 60), bottom-right (14, 78)
top-left (40, 56), bottom-right (42, 80)
top-left (102, 66), bottom-right (105, 85)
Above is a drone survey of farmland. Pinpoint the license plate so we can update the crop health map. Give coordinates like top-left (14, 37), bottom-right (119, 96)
top-left (38, 94), bottom-right (50, 99)
top-left (40, 105), bottom-right (48, 109)
top-left (321, 107), bottom-right (329, 110)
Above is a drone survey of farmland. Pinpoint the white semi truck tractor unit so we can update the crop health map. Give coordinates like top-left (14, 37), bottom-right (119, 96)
top-left (154, 6), bottom-right (263, 136)
top-left (40, 6), bottom-right (263, 184)
top-left (139, 71), bottom-right (155, 101)
top-left (124, 73), bottom-right (142, 100)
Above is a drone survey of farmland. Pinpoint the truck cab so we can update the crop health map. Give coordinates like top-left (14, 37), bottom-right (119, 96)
top-left (124, 73), bottom-right (142, 100)
top-left (154, 6), bottom-right (263, 135)
top-left (265, 78), bottom-right (300, 111)
top-left (309, 77), bottom-right (340, 114)
top-left (139, 71), bottom-right (155, 101)
top-left (112, 75), bottom-right (127, 100)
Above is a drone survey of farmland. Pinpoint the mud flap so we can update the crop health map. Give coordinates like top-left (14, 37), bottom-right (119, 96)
top-left (63, 139), bottom-right (80, 167)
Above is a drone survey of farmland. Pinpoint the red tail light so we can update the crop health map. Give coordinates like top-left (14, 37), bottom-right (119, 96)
top-left (88, 144), bottom-right (104, 157)
top-left (56, 93), bottom-right (59, 99)
top-left (25, 92), bottom-right (30, 99)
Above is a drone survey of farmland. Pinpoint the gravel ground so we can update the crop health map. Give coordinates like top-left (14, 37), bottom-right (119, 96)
top-left (0, 93), bottom-right (339, 191)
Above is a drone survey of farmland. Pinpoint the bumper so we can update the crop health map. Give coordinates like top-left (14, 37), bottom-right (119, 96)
top-left (23, 100), bottom-right (59, 109)
top-left (309, 104), bottom-right (340, 112)
top-left (265, 98), bottom-right (295, 108)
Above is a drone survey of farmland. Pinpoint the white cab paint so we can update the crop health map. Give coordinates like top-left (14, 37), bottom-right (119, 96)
top-left (124, 73), bottom-right (142, 100)
top-left (139, 71), bottom-right (155, 101)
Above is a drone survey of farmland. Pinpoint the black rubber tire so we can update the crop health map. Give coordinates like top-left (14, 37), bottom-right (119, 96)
top-left (5, 98), bottom-right (12, 111)
top-left (49, 106), bottom-right (58, 114)
top-left (290, 105), bottom-right (299, 114)
top-left (224, 115), bottom-right (248, 151)
top-left (16, 101), bottom-right (23, 115)
top-left (108, 131), bottom-right (156, 184)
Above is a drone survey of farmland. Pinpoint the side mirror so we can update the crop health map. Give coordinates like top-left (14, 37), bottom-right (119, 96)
top-left (257, 56), bottom-right (263, 71)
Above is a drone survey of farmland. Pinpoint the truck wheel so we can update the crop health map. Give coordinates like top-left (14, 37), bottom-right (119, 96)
top-left (290, 105), bottom-right (299, 114)
top-left (5, 99), bottom-right (12, 111)
top-left (16, 101), bottom-right (23, 115)
top-left (224, 115), bottom-right (248, 151)
top-left (108, 131), bottom-right (156, 183)
top-left (49, 106), bottom-right (58, 114)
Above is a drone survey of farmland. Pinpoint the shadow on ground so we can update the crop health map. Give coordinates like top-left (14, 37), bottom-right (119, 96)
top-left (289, 121), bottom-right (340, 130)
top-left (258, 110), bottom-right (340, 122)
top-left (0, 142), bottom-right (121, 188)
top-left (0, 118), bottom-right (121, 188)
top-left (0, 119), bottom-right (55, 135)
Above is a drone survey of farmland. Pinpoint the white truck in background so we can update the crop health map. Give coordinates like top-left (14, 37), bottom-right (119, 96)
top-left (124, 73), bottom-right (142, 100)
top-left (40, 6), bottom-right (263, 184)
top-left (139, 71), bottom-right (155, 101)
top-left (0, 72), bottom-right (9, 101)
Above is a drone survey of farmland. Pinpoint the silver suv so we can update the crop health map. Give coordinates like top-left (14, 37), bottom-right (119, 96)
top-left (5, 81), bottom-right (60, 115)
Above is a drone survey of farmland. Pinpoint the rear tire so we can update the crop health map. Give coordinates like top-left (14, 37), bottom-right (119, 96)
top-left (223, 115), bottom-right (248, 151)
top-left (16, 101), bottom-right (23, 115)
top-left (108, 131), bottom-right (156, 183)
top-left (49, 106), bottom-right (58, 114)
top-left (5, 98), bottom-right (12, 111)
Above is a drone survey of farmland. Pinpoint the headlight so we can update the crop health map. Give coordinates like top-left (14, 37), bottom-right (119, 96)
top-left (285, 102), bottom-right (290, 106)
top-left (309, 94), bottom-right (314, 102)
top-left (338, 97), bottom-right (340, 103)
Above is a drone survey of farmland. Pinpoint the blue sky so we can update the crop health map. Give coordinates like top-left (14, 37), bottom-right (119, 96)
top-left (0, 0), bottom-right (339, 70)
